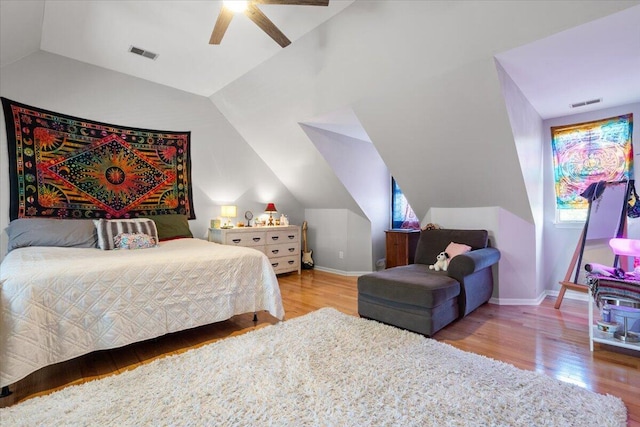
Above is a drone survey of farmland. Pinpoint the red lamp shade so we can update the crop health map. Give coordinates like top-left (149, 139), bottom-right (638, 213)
top-left (265, 203), bottom-right (277, 213)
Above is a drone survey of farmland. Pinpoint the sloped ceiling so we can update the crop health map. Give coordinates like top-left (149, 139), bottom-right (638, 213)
top-left (0, 0), bottom-right (45, 66)
top-left (210, 1), bottom-right (640, 223)
top-left (1, 1), bottom-right (639, 223)
top-left (1, 0), bottom-right (354, 96)
top-left (496, 4), bottom-right (640, 120)
top-left (1, 1), bottom-right (638, 119)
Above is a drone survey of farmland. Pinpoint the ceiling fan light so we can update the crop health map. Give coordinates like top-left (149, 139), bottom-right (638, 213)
top-left (223, 1), bottom-right (249, 13)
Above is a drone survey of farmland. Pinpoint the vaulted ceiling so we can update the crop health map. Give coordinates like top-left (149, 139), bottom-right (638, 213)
top-left (1, 1), bottom-right (638, 121)
top-left (0, 1), bottom-right (354, 96)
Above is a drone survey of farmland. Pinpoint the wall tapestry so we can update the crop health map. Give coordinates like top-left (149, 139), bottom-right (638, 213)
top-left (1, 98), bottom-right (195, 220)
top-left (551, 113), bottom-right (633, 212)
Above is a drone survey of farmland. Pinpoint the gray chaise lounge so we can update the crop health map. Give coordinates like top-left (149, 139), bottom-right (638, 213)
top-left (358, 229), bottom-right (500, 336)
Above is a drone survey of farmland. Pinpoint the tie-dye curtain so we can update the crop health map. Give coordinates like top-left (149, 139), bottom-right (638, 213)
top-left (391, 178), bottom-right (420, 229)
top-left (551, 114), bottom-right (633, 214)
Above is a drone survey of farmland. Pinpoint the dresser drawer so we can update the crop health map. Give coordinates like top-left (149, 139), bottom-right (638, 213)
top-left (209, 226), bottom-right (300, 274)
top-left (266, 229), bottom-right (299, 245)
top-left (224, 231), bottom-right (266, 247)
top-left (266, 242), bottom-right (299, 259)
top-left (270, 255), bottom-right (300, 274)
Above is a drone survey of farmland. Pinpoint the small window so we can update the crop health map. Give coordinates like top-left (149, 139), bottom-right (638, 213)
top-left (551, 114), bottom-right (633, 222)
top-left (391, 177), bottom-right (420, 229)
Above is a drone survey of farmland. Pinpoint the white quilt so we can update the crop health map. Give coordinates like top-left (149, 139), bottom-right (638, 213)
top-left (0, 238), bottom-right (284, 387)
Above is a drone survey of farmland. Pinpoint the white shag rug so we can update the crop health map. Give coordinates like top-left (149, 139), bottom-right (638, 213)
top-left (1, 308), bottom-right (627, 426)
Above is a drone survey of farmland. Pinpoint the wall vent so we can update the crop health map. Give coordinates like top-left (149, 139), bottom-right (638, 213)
top-left (128, 46), bottom-right (158, 60)
top-left (570, 98), bottom-right (602, 108)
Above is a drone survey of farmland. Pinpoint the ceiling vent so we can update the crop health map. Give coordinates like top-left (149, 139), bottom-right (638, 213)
top-left (128, 46), bottom-right (158, 60)
top-left (570, 98), bottom-right (602, 108)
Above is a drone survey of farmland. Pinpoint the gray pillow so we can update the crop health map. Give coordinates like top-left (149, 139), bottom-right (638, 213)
top-left (6, 218), bottom-right (99, 252)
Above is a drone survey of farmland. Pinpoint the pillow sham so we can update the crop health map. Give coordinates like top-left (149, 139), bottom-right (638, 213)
top-left (6, 218), bottom-right (98, 252)
top-left (144, 214), bottom-right (193, 241)
top-left (114, 232), bottom-right (157, 250)
top-left (94, 218), bottom-right (159, 250)
top-left (445, 241), bottom-right (472, 259)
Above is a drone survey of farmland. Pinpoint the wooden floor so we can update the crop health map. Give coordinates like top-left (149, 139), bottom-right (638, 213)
top-left (2, 270), bottom-right (639, 425)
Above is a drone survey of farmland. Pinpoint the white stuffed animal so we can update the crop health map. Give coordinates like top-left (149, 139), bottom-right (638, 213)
top-left (429, 251), bottom-right (450, 271)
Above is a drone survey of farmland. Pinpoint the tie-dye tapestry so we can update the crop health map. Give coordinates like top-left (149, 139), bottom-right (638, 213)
top-left (551, 113), bottom-right (633, 212)
top-left (1, 98), bottom-right (195, 220)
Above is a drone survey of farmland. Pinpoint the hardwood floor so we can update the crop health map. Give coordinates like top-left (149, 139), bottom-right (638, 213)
top-left (2, 270), bottom-right (639, 425)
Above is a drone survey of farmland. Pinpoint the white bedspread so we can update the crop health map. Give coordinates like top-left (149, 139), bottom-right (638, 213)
top-left (0, 238), bottom-right (284, 387)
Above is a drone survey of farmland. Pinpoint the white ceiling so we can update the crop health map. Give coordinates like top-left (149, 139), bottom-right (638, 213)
top-left (496, 4), bottom-right (640, 120)
top-left (1, 0), bottom-right (354, 97)
top-left (0, 1), bottom-right (639, 120)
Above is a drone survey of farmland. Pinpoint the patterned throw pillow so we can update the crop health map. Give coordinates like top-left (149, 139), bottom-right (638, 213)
top-left (114, 233), bottom-right (157, 250)
top-left (94, 218), bottom-right (159, 250)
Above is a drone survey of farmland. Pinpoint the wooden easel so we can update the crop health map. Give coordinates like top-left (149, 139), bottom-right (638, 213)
top-left (555, 180), bottom-right (631, 309)
top-left (554, 228), bottom-right (588, 309)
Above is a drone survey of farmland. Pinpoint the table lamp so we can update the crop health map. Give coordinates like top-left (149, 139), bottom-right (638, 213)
top-left (610, 238), bottom-right (640, 273)
top-left (609, 238), bottom-right (640, 257)
top-left (265, 203), bottom-right (277, 226)
top-left (221, 205), bottom-right (237, 229)
top-left (607, 238), bottom-right (640, 343)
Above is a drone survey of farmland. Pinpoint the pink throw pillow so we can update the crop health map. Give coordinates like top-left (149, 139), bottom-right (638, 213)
top-left (445, 241), bottom-right (471, 259)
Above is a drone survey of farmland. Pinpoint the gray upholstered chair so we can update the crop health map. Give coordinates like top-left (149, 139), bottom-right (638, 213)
top-left (358, 229), bottom-right (500, 336)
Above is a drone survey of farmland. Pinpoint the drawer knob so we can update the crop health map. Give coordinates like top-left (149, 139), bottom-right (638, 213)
top-left (232, 239), bottom-right (241, 244)
top-left (288, 235), bottom-right (295, 239)
top-left (288, 248), bottom-right (295, 252)
top-left (288, 260), bottom-right (295, 265)
top-left (253, 237), bottom-right (261, 242)
top-left (272, 262), bottom-right (279, 267)
top-left (271, 236), bottom-right (279, 241)
top-left (272, 249), bottom-right (279, 254)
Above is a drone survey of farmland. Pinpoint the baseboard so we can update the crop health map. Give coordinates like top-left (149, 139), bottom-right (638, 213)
top-left (544, 288), bottom-right (590, 301)
top-left (489, 293), bottom-right (547, 306)
top-left (312, 269), bottom-right (593, 303)
top-left (313, 266), bottom-right (371, 277)
top-left (489, 289), bottom-right (589, 306)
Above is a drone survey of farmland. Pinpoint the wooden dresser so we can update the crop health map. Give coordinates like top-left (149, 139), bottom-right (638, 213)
top-left (209, 225), bottom-right (301, 275)
top-left (385, 229), bottom-right (421, 268)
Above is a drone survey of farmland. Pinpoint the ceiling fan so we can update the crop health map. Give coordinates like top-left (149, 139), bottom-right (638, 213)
top-left (210, 0), bottom-right (329, 48)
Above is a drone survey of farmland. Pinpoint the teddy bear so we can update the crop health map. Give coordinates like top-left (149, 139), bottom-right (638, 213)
top-left (422, 223), bottom-right (440, 231)
top-left (429, 251), bottom-right (450, 271)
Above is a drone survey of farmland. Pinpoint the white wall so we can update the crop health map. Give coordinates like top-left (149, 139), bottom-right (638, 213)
top-left (425, 207), bottom-right (538, 303)
top-left (542, 102), bottom-right (640, 295)
top-left (346, 210), bottom-right (373, 274)
top-left (495, 61), bottom-right (545, 298)
top-left (0, 51), bottom-right (303, 260)
top-left (301, 124), bottom-right (389, 270)
top-left (304, 208), bottom-right (371, 275)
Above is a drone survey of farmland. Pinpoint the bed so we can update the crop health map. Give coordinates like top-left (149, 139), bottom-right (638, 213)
top-left (0, 217), bottom-right (285, 389)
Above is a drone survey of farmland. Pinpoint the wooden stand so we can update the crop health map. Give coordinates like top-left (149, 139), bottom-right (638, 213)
top-left (385, 229), bottom-right (420, 268)
top-left (554, 229), bottom-right (588, 309)
top-left (555, 180), bottom-right (632, 309)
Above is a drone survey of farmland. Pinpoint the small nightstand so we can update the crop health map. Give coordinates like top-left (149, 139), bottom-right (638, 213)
top-left (385, 229), bottom-right (420, 268)
top-left (209, 225), bottom-right (301, 275)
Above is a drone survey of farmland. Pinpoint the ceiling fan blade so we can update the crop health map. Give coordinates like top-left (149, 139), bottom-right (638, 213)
top-left (256, 0), bottom-right (329, 5)
top-left (209, 7), bottom-right (234, 44)
top-left (245, 4), bottom-right (291, 48)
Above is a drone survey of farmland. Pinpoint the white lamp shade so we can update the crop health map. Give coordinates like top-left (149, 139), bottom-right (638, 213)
top-left (609, 238), bottom-right (640, 257)
top-left (223, 1), bottom-right (248, 12)
top-left (221, 205), bottom-right (237, 218)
